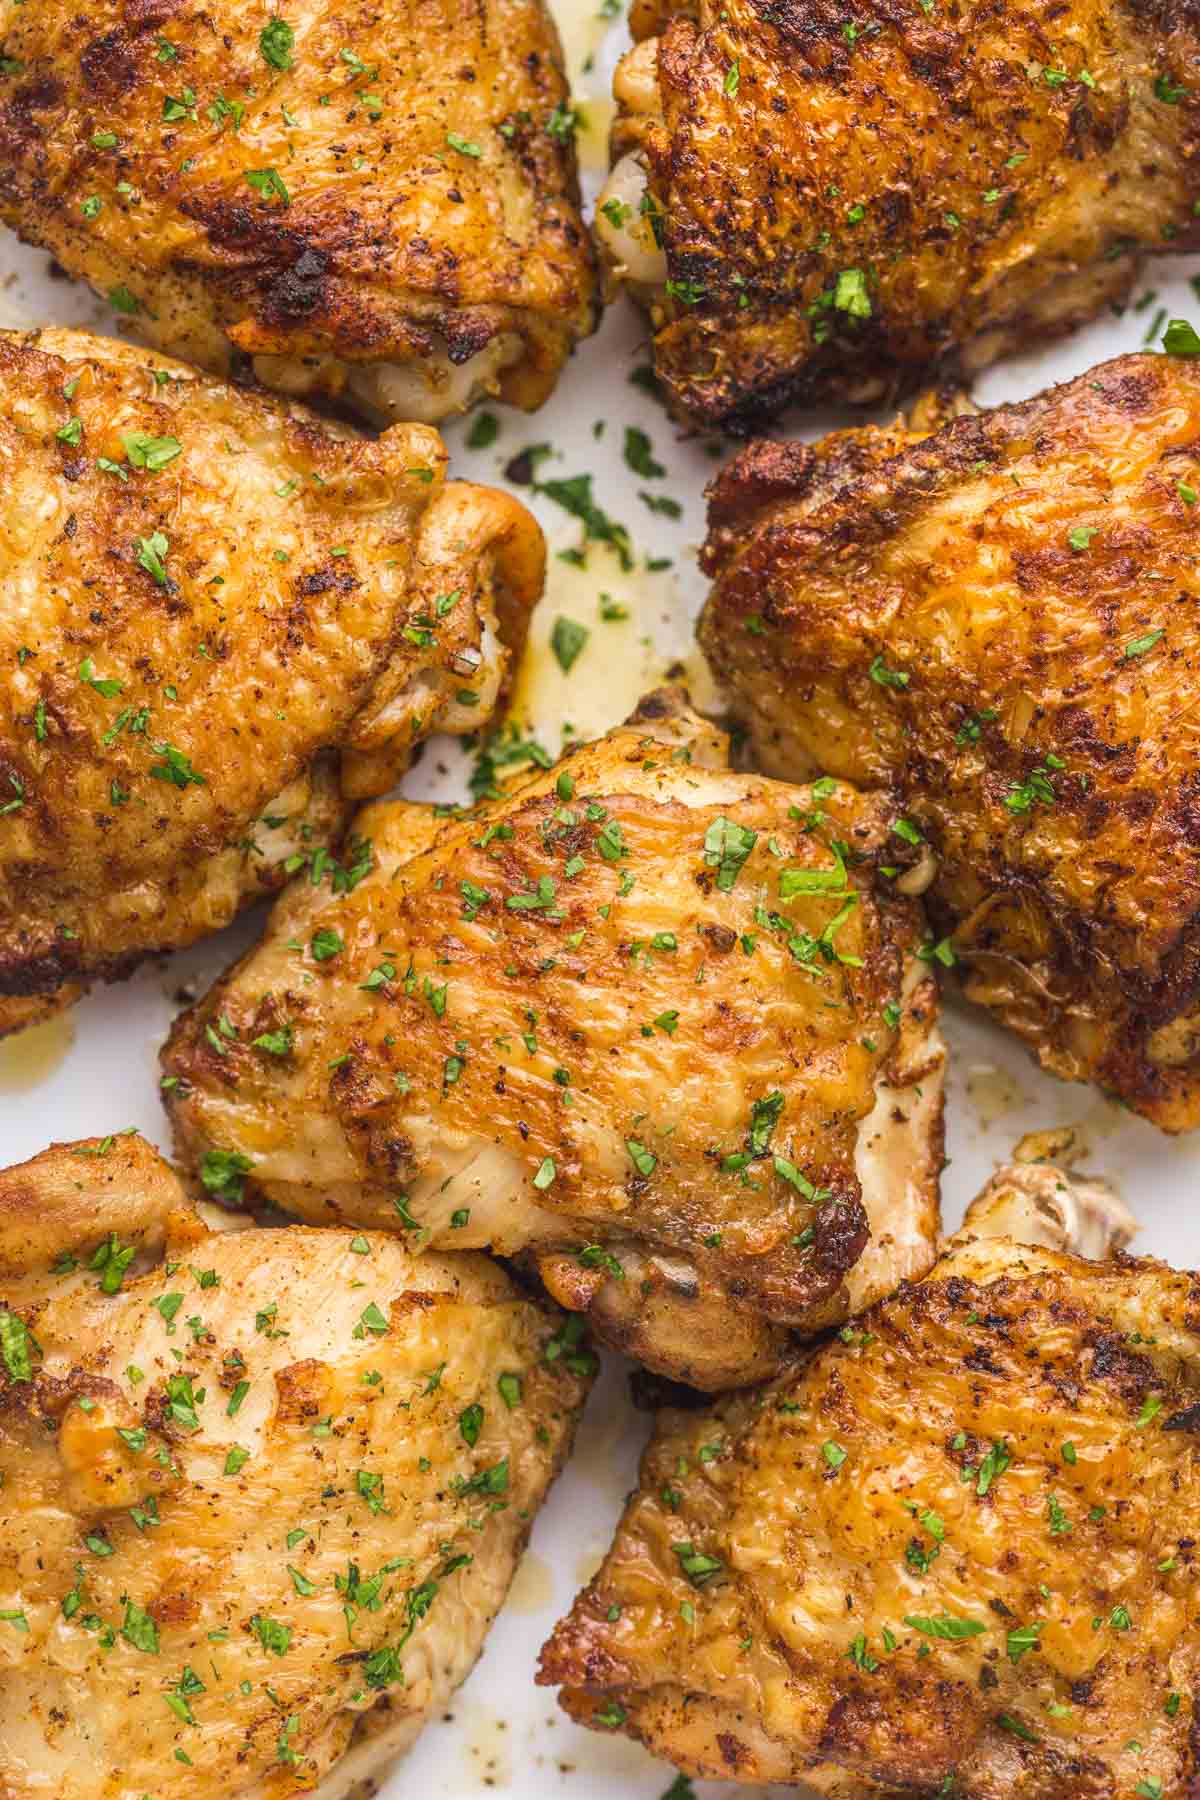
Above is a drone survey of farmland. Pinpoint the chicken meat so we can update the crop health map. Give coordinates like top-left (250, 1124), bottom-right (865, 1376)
top-left (699, 350), bottom-right (1200, 1130)
top-left (537, 1155), bottom-right (1200, 1800)
top-left (0, 0), bottom-right (597, 423)
top-left (161, 689), bottom-right (946, 1391)
top-left (0, 327), bottom-right (542, 1037)
top-left (0, 1130), bottom-right (591, 1799)
top-left (597, 0), bottom-right (1200, 431)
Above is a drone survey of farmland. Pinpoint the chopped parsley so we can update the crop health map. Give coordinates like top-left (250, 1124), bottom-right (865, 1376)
top-left (1006, 1621), bottom-right (1042, 1662)
top-left (1163, 318), bottom-right (1200, 356)
top-left (903, 1612), bottom-right (985, 1640)
top-left (467, 411), bottom-right (498, 450)
top-left (135, 531), bottom-right (169, 585)
top-left (498, 1372), bottom-right (522, 1409)
top-left (702, 816), bottom-right (757, 891)
top-left (123, 432), bottom-right (182, 472)
top-left (535, 473), bottom-right (633, 570)
top-left (245, 167), bottom-right (290, 206)
top-left (623, 427), bottom-right (665, 479)
top-left (1004, 766), bottom-right (1057, 813)
top-left (122, 1600), bottom-right (160, 1653)
top-left (149, 743), bottom-right (205, 789)
top-left (0, 1308), bottom-right (33, 1382)
top-left (671, 1542), bottom-right (723, 1586)
top-left (251, 1614), bottom-right (292, 1656)
top-left (550, 616), bottom-right (589, 673)
top-left (869, 654), bottom-right (909, 690)
top-left (259, 17), bottom-right (295, 69)
top-left (200, 1148), bottom-right (253, 1203)
top-left (626, 1138), bottom-right (657, 1177)
top-left (976, 1438), bottom-right (1011, 1495)
top-left (833, 267), bottom-right (871, 317)
top-left (665, 278), bottom-right (705, 306)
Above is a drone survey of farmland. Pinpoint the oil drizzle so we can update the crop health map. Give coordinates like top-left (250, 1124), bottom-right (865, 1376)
top-left (575, 95), bottom-right (616, 174)
top-left (0, 1011), bottom-right (75, 1092)
top-left (506, 535), bottom-right (718, 752)
top-left (506, 1549), bottom-right (555, 1616)
top-left (458, 1698), bottom-right (513, 1787)
top-left (964, 1062), bottom-right (1029, 1131)
top-left (549, 0), bottom-right (621, 175)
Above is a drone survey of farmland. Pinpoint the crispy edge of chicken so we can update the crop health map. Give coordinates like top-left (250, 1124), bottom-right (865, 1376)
top-left (0, 327), bottom-right (543, 1036)
top-left (160, 688), bottom-right (945, 1391)
top-left (0, 0), bottom-right (598, 424)
top-left (0, 1131), bottom-right (592, 1799)
top-left (596, 0), bottom-right (1200, 431)
top-left (698, 350), bottom-right (1200, 1130)
top-left (534, 1156), bottom-right (1200, 1800)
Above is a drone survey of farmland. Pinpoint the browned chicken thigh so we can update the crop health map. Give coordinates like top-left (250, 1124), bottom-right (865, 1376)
top-left (161, 691), bottom-right (946, 1390)
top-left (0, 1132), bottom-right (591, 1799)
top-left (0, 0), bottom-right (597, 422)
top-left (538, 1156), bottom-right (1200, 1800)
top-left (598, 0), bottom-right (1200, 430)
top-left (700, 351), bottom-right (1200, 1130)
top-left (0, 327), bottom-right (542, 1035)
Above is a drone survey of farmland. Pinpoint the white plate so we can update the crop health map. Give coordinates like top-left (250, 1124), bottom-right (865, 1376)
top-left (2, 4), bottom-right (1200, 1795)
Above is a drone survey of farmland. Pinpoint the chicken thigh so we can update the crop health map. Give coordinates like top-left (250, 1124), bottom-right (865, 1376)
top-left (0, 0), bottom-right (597, 423)
top-left (0, 1131), bottom-right (591, 1799)
top-left (161, 690), bottom-right (946, 1390)
top-left (538, 1156), bottom-right (1200, 1800)
top-left (598, 0), bottom-right (1200, 430)
top-left (700, 351), bottom-right (1200, 1129)
top-left (0, 327), bottom-right (542, 1035)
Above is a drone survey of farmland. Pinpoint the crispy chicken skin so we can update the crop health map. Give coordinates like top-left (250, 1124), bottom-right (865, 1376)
top-left (161, 690), bottom-right (945, 1391)
top-left (0, 327), bottom-right (543, 1036)
top-left (598, 0), bottom-right (1200, 431)
top-left (0, 0), bottom-right (597, 423)
top-left (0, 1132), bottom-right (591, 1799)
top-left (699, 352), bottom-right (1200, 1131)
top-left (538, 1159), bottom-right (1200, 1800)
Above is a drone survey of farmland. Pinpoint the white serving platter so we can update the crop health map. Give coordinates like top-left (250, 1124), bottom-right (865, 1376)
top-left (3, 4), bottom-right (1200, 1796)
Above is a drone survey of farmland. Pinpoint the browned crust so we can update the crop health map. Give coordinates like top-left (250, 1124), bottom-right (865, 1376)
top-left (540, 1242), bottom-right (1200, 1794)
top-left (0, 0), bottom-right (597, 406)
top-left (0, 329), bottom-right (544, 1023)
top-left (698, 351), bottom-right (1200, 1128)
top-left (622, 0), bottom-right (1200, 429)
top-left (160, 699), bottom-right (942, 1388)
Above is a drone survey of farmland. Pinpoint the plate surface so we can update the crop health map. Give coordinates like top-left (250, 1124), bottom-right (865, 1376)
top-left (3, 5), bottom-right (1200, 1796)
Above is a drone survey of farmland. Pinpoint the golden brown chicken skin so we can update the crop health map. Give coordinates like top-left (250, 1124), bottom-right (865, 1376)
top-left (0, 327), bottom-right (542, 1036)
top-left (0, 1131), bottom-right (591, 1800)
top-left (0, 0), bottom-right (597, 423)
top-left (598, 0), bottom-right (1200, 430)
top-left (538, 1158), bottom-right (1200, 1800)
top-left (161, 690), bottom-right (945, 1391)
top-left (699, 351), bottom-right (1200, 1131)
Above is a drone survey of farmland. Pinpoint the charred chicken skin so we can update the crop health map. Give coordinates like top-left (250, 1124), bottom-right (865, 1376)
top-left (0, 1131), bottom-right (591, 1799)
top-left (699, 352), bottom-right (1200, 1130)
top-left (161, 690), bottom-right (946, 1391)
top-left (538, 1157), bottom-right (1200, 1800)
top-left (0, 327), bottom-right (542, 1036)
top-left (0, 0), bottom-right (597, 423)
top-left (598, 0), bottom-right (1200, 431)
